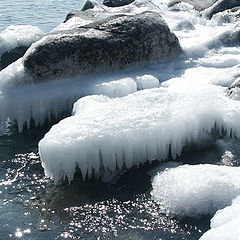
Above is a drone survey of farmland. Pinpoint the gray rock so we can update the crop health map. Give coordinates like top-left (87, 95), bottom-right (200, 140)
top-left (208, 27), bottom-right (240, 48)
top-left (103, 0), bottom-right (135, 7)
top-left (23, 11), bottom-right (182, 81)
top-left (204, 0), bottom-right (240, 19)
top-left (0, 46), bottom-right (29, 71)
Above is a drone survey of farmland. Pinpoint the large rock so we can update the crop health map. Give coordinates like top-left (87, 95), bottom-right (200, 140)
top-left (23, 11), bottom-right (182, 80)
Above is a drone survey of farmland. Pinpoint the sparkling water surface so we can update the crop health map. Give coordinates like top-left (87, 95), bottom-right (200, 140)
top-left (0, 0), bottom-right (240, 239)
top-left (1, 125), bottom-right (239, 239)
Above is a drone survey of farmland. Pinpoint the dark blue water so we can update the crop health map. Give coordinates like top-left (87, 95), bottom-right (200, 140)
top-left (1, 124), bottom-right (240, 239)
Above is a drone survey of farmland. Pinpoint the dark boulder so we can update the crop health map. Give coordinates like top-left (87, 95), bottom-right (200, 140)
top-left (23, 11), bottom-right (182, 81)
top-left (103, 0), bottom-right (135, 7)
top-left (81, 0), bottom-right (99, 11)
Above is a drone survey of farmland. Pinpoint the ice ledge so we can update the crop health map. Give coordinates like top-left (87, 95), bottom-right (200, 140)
top-left (39, 83), bottom-right (240, 183)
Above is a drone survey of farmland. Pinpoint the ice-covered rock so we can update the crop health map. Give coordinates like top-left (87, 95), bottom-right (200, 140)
top-left (39, 82), bottom-right (240, 183)
top-left (151, 164), bottom-right (240, 217)
top-left (23, 11), bottom-right (182, 80)
top-left (0, 25), bottom-right (44, 70)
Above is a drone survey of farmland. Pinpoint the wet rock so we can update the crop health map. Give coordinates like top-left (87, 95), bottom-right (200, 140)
top-left (23, 11), bottom-right (182, 81)
top-left (103, 0), bottom-right (135, 7)
top-left (81, 0), bottom-right (100, 11)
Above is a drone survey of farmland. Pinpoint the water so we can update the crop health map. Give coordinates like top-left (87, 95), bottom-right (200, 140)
top-left (0, 0), bottom-right (86, 33)
top-left (0, 0), bottom-right (240, 239)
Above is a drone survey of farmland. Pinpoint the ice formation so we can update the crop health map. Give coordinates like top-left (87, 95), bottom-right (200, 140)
top-left (0, 25), bottom-right (44, 57)
top-left (0, 0), bottom-right (239, 133)
top-left (39, 82), bottom-right (240, 183)
top-left (151, 164), bottom-right (240, 217)
top-left (199, 196), bottom-right (240, 240)
top-left (151, 163), bottom-right (240, 239)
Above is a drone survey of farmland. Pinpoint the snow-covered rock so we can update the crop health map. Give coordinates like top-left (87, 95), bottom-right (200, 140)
top-left (0, 25), bottom-right (44, 70)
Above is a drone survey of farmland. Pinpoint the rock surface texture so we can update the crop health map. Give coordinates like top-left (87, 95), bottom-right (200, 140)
top-left (23, 11), bottom-right (182, 80)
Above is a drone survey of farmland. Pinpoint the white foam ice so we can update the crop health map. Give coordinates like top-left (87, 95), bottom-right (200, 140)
top-left (0, 25), bottom-right (44, 57)
top-left (200, 195), bottom-right (240, 240)
top-left (151, 164), bottom-right (240, 217)
top-left (39, 81), bottom-right (240, 183)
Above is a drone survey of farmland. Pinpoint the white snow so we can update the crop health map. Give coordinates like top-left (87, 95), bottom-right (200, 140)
top-left (39, 82), bottom-right (240, 183)
top-left (200, 196), bottom-right (240, 240)
top-left (0, 25), bottom-right (44, 58)
top-left (151, 164), bottom-right (240, 217)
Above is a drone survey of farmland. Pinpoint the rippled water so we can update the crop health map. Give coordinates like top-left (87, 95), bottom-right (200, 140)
top-left (0, 0), bottom-right (87, 33)
top-left (1, 123), bottom-right (240, 239)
